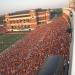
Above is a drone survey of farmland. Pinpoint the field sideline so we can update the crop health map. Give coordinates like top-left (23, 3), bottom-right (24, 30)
top-left (0, 34), bottom-right (25, 52)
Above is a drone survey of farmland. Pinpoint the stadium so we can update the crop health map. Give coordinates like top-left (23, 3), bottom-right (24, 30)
top-left (0, 0), bottom-right (75, 75)
top-left (0, 8), bottom-right (73, 75)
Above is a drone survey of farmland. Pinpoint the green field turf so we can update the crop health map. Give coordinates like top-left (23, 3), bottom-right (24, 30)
top-left (0, 34), bottom-right (25, 52)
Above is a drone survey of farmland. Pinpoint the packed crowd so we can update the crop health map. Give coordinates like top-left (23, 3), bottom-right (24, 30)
top-left (0, 15), bottom-right (71, 75)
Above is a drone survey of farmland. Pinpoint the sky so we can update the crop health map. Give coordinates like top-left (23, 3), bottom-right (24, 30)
top-left (0, 0), bottom-right (69, 15)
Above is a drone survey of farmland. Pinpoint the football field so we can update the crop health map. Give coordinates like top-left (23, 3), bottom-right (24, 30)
top-left (0, 34), bottom-right (25, 52)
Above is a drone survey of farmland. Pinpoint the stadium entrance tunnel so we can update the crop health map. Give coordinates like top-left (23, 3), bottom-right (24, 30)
top-left (38, 55), bottom-right (65, 75)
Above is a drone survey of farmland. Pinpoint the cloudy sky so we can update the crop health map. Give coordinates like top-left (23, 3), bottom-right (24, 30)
top-left (0, 0), bottom-right (69, 14)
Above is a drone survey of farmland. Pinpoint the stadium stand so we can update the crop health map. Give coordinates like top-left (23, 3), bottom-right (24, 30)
top-left (0, 14), bottom-right (71, 75)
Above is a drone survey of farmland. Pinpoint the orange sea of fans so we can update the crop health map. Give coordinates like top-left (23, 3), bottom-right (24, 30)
top-left (0, 14), bottom-right (71, 75)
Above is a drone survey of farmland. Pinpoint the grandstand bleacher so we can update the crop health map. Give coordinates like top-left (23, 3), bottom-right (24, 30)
top-left (0, 14), bottom-right (71, 75)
